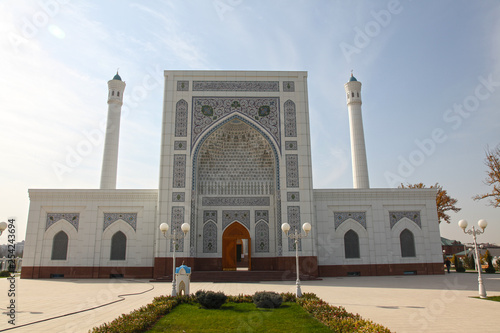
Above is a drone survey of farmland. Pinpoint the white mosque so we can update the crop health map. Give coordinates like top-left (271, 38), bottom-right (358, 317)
top-left (21, 70), bottom-right (443, 280)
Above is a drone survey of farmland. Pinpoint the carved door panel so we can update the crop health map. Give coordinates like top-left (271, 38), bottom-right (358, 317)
top-left (222, 237), bottom-right (237, 270)
top-left (222, 222), bottom-right (251, 271)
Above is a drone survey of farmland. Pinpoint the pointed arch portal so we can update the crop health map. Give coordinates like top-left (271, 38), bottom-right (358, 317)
top-left (222, 222), bottom-right (251, 271)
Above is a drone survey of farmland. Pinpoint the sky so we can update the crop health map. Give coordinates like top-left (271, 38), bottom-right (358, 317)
top-left (0, 0), bottom-right (499, 246)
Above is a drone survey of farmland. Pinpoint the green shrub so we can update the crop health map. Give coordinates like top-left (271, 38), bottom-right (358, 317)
top-left (252, 291), bottom-right (283, 308)
top-left (0, 271), bottom-right (12, 277)
top-left (195, 290), bottom-right (227, 309)
top-left (453, 255), bottom-right (465, 272)
top-left (464, 254), bottom-right (475, 269)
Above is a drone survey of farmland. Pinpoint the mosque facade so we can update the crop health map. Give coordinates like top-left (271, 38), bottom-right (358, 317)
top-left (21, 70), bottom-right (443, 279)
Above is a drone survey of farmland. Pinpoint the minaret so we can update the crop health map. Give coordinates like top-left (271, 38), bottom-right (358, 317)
top-left (100, 72), bottom-right (126, 189)
top-left (344, 73), bottom-right (370, 189)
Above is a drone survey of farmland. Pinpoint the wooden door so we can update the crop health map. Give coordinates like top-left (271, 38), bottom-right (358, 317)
top-left (222, 222), bottom-right (251, 271)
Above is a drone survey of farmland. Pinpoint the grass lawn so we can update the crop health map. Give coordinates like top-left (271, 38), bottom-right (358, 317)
top-left (474, 296), bottom-right (500, 302)
top-left (147, 302), bottom-right (333, 332)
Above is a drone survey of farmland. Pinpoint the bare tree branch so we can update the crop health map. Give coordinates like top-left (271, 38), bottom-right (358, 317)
top-left (473, 145), bottom-right (500, 208)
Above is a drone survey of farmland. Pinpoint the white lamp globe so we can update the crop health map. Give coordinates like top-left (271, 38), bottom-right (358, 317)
top-left (159, 223), bottom-right (169, 233)
top-left (302, 223), bottom-right (312, 233)
top-left (478, 219), bottom-right (488, 230)
top-left (458, 219), bottom-right (468, 230)
top-left (181, 223), bottom-right (190, 233)
top-left (281, 223), bottom-right (290, 234)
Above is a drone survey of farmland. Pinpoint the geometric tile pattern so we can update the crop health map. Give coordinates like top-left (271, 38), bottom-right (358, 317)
top-left (285, 141), bottom-right (297, 150)
top-left (283, 81), bottom-right (295, 92)
top-left (173, 141), bottom-right (187, 150)
top-left (170, 207), bottom-right (185, 252)
top-left (193, 81), bottom-right (279, 92)
top-left (203, 221), bottom-right (217, 253)
top-left (255, 221), bottom-right (269, 253)
top-left (172, 154), bottom-right (186, 188)
top-left (286, 154), bottom-right (299, 188)
top-left (175, 99), bottom-right (188, 137)
top-left (196, 119), bottom-right (275, 196)
top-left (191, 97), bottom-right (281, 150)
top-left (287, 206), bottom-right (301, 251)
top-left (177, 81), bottom-right (189, 91)
top-left (191, 114), bottom-right (281, 191)
top-left (202, 197), bottom-right (270, 206)
top-left (284, 99), bottom-right (297, 137)
top-left (255, 210), bottom-right (269, 223)
top-left (103, 213), bottom-right (138, 231)
top-left (222, 210), bottom-right (250, 231)
top-left (172, 192), bottom-right (185, 202)
top-left (287, 192), bottom-right (300, 202)
top-left (46, 213), bottom-right (79, 231)
top-left (389, 211), bottom-right (421, 229)
top-left (334, 212), bottom-right (366, 230)
top-left (277, 198), bottom-right (282, 256)
top-left (203, 210), bottom-right (217, 223)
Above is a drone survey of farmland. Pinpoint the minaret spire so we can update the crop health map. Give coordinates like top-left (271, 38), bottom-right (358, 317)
top-left (344, 72), bottom-right (370, 189)
top-left (100, 72), bottom-right (126, 189)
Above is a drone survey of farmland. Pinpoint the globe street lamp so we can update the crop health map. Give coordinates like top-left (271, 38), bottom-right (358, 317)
top-left (281, 222), bottom-right (311, 297)
top-left (458, 219), bottom-right (488, 298)
top-left (160, 222), bottom-right (190, 297)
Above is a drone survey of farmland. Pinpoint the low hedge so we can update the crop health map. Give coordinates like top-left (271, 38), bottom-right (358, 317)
top-left (90, 291), bottom-right (391, 333)
top-left (195, 290), bottom-right (227, 309)
top-left (253, 291), bottom-right (283, 308)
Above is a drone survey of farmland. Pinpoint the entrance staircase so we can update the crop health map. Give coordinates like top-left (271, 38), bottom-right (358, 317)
top-left (152, 270), bottom-right (318, 283)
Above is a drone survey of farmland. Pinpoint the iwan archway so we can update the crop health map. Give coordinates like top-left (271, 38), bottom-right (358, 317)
top-left (222, 222), bottom-right (251, 271)
top-left (192, 115), bottom-right (280, 271)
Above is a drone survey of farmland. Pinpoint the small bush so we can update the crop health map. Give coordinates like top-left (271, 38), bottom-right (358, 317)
top-left (456, 266), bottom-right (466, 273)
top-left (0, 271), bottom-right (12, 277)
top-left (253, 291), bottom-right (283, 308)
top-left (195, 290), bottom-right (227, 309)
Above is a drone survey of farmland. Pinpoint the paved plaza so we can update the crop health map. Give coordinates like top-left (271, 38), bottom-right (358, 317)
top-left (0, 272), bottom-right (498, 332)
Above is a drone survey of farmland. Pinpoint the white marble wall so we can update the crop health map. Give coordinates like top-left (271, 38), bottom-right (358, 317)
top-left (313, 188), bottom-right (443, 266)
top-left (23, 189), bottom-right (158, 268)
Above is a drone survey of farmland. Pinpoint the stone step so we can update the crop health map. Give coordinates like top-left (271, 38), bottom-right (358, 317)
top-left (151, 270), bottom-right (318, 283)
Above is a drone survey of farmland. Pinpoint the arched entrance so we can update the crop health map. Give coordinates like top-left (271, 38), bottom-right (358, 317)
top-left (222, 222), bottom-right (251, 271)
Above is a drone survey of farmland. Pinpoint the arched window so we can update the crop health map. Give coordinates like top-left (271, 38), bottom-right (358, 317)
top-left (117, 91), bottom-right (120, 97)
top-left (351, 92), bottom-right (354, 97)
top-left (357, 92), bottom-right (359, 97)
top-left (344, 230), bottom-right (360, 259)
top-left (112, 91), bottom-right (115, 96)
top-left (400, 229), bottom-right (416, 257)
top-left (51, 231), bottom-right (68, 260)
top-left (110, 231), bottom-right (127, 260)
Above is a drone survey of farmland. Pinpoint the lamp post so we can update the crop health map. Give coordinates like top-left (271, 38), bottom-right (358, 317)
top-left (281, 222), bottom-right (311, 297)
top-left (159, 222), bottom-right (190, 297)
top-left (458, 219), bottom-right (488, 298)
top-left (0, 222), bottom-right (7, 236)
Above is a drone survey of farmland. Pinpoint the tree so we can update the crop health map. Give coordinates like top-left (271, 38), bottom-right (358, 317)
top-left (464, 253), bottom-right (475, 270)
top-left (473, 145), bottom-right (500, 208)
top-left (399, 183), bottom-right (461, 224)
top-left (482, 249), bottom-right (496, 273)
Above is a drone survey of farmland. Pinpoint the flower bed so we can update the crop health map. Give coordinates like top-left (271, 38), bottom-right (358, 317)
top-left (90, 292), bottom-right (391, 333)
